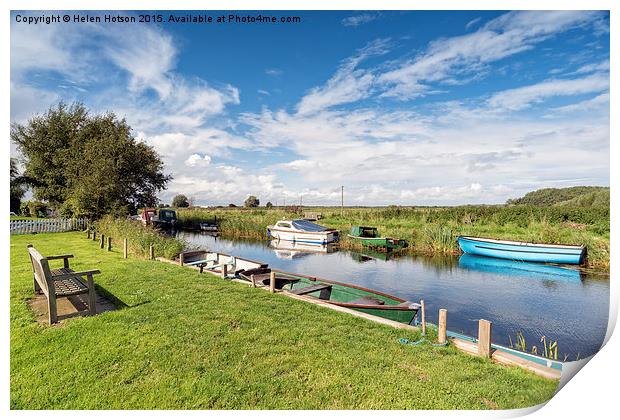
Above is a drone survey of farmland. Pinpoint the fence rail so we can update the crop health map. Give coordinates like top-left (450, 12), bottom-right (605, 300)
top-left (10, 218), bottom-right (87, 235)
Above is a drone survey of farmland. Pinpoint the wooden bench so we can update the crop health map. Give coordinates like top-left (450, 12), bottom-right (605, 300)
top-left (27, 244), bottom-right (100, 324)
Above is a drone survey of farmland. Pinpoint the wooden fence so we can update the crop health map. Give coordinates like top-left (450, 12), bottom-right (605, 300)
top-left (10, 218), bottom-right (87, 235)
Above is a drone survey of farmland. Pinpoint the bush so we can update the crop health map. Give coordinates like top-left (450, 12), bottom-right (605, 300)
top-left (20, 201), bottom-right (48, 218)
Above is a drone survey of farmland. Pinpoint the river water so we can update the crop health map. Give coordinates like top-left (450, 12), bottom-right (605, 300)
top-left (176, 231), bottom-right (609, 361)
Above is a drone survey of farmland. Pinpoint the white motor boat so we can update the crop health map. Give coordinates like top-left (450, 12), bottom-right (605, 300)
top-left (266, 219), bottom-right (339, 245)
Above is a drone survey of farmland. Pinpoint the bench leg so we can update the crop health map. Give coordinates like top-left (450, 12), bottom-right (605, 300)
top-left (48, 293), bottom-right (58, 324)
top-left (87, 274), bottom-right (97, 316)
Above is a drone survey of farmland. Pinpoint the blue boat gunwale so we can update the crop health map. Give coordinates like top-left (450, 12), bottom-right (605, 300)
top-left (457, 235), bottom-right (585, 251)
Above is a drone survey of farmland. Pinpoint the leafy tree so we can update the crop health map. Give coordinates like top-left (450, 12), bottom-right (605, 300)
top-left (244, 195), bottom-right (259, 208)
top-left (11, 102), bottom-right (171, 219)
top-left (228, 203), bottom-right (237, 208)
top-left (20, 201), bottom-right (48, 218)
top-left (265, 201), bottom-right (273, 208)
top-left (172, 194), bottom-right (190, 208)
top-left (10, 158), bottom-right (26, 214)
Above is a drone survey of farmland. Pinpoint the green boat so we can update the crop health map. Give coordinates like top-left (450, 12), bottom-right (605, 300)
top-left (347, 226), bottom-right (408, 250)
top-left (238, 268), bottom-right (420, 325)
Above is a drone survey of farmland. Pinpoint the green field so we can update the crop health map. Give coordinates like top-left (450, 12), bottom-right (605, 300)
top-left (10, 231), bottom-right (558, 409)
top-left (176, 205), bottom-right (610, 270)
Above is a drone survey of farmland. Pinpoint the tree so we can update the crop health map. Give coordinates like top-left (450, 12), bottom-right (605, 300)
top-left (228, 203), bottom-right (237, 208)
top-left (244, 195), bottom-right (259, 208)
top-left (265, 201), bottom-right (273, 209)
top-left (10, 158), bottom-right (26, 214)
top-left (172, 194), bottom-right (189, 208)
top-left (11, 102), bottom-right (171, 219)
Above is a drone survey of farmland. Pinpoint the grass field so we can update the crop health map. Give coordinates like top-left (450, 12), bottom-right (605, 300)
top-left (10, 231), bottom-right (558, 409)
top-left (175, 206), bottom-right (610, 270)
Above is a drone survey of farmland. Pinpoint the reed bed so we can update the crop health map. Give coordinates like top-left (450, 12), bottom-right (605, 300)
top-left (94, 215), bottom-right (185, 259)
top-left (175, 205), bottom-right (609, 270)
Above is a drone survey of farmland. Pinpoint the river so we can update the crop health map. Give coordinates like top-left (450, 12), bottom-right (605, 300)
top-left (176, 231), bottom-right (609, 361)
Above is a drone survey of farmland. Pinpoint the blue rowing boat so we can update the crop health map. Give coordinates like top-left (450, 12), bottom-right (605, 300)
top-left (457, 236), bottom-right (586, 265)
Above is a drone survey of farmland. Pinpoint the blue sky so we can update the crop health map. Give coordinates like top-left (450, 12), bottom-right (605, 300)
top-left (11, 10), bottom-right (610, 206)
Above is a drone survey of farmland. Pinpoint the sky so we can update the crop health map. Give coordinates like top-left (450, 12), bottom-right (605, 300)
top-left (10, 10), bottom-right (610, 206)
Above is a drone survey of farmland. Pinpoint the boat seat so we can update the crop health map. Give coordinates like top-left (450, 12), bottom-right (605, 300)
top-left (290, 284), bottom-right (332, 295)
top-left (349, 296), bottom-right (385, 305)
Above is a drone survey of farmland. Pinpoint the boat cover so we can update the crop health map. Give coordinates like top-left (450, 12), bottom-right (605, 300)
top-left (292, 219), bottom-right (330, 232)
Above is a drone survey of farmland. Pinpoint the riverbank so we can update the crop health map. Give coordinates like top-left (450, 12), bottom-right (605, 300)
top-left (11, 231), bottom-right (557, 409)
top-left (176, 206), bottom-right (610, 271)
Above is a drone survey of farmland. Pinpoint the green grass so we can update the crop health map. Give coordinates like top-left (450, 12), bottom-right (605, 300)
top-left (10, 232), bottom-right (558, 409)
top-left (176, 206), bottom-right (610, 271)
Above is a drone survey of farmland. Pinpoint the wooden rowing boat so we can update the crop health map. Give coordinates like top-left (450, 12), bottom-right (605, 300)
top-left (238, 268), bottom-right (420, 325)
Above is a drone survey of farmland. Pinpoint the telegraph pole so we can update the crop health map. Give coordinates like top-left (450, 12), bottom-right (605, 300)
top-left (341, 186), bottom-right (344, 216)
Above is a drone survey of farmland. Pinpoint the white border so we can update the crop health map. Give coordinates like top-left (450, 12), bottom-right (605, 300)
top-left (3, 1), bottom-right (617, 419)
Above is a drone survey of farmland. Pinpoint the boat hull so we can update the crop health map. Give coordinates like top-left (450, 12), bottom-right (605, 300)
top-left (457, 236), bottom-right (586, 265)
top-left (347, 235), bottom-right (407, 250)
top-left (267, 227), bottom-right (339, 244)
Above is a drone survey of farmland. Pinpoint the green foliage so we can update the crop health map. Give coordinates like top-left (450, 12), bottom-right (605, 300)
top-left (244, 195), bottom-right (260, 207)
top-left (11, 102), bottom-right (171, 219)
top-left (19, 201), bottom-right (48, 218)
top-left (94, 216), bottom-right (184, 259)
top-left (10, 232), bottom-right (558, 409)
top-left (10, 158), bottom-right (26, 214)
top-left (171, 194), bottom-right (189, 208)
top-left (266, 201), bottom-right (273, 208)
top-left (507, 186), bottom-right (609, 207)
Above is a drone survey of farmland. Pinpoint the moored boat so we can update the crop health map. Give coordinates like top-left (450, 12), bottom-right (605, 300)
top-left (140, 208), bottom-right (177, 228)
top-left (457, 236), bottom-right (587, 265)
top-left (238, 268), bottom-right (420, 325)
top-left (267, 219), bottom-right (339, 244)
top-left (347, 226), bottom-right (408, 250)
top-left (199, 222), bottom-right (218, 232)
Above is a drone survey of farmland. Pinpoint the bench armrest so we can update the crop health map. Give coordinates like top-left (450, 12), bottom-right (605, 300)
top-left (52, 269), bottom-right (101, 281)
top-left (46, 254), bottom-right (74, 260)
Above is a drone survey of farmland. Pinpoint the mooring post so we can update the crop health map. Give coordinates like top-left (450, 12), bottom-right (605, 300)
top-left (87, 229), bottom-right (91, 239)
top-left (179, 252), bottom-right (185, 266)
top-left (250, 274), bottom-right (256, 288)
top-left (269, 271), bottom-right (276, 293)
top-left (478, 319), bottom-right (493, 358)
top-left (438, 309), bottom-right (448, 344)
top-left (92, 231), bottom-right (97, 241)
top-left (123, 239), bottom-right (128, 259)
top-left (420, 300), bottom-right (426, 335)
top-left (100, 234), bottom-right (105, 249)
top-left (221, 263), bottom-right (228, 279)
top-left (107, 237), bottom-right (112, 251)
top-left (149, 244), bottom-right (154, 260)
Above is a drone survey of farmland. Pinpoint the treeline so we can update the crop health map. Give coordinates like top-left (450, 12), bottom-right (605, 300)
top-left (506, 186), bottom-right (610, 207)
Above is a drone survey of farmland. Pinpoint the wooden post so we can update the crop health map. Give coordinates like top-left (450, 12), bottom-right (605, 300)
top-left (123, 239), bottom-right (128, 259)
top-left (149, 245), bottom-right (154, 260)
top-left (478, 319), bottom-right (493, 358)
top-left (87, 230), bottom-right (91, 239)
top-left (221, 263), bottom-right (228, 279)
top-left (420, 300), bottom-right (426, 335)
top-left (100, 234), bottom-right (105, 249)
top-left (269, 271), bottom-right (276, 293)
top-left (250, 274), bottom-right (256, 288)
top-left (179, 252), bottom-right (185, 266)
top-left (438, 309), bottom-right (447, 344)
top-left (107, 237), bottom-right (112, 251)
top-left (92, 231), bottom-right (97, 241)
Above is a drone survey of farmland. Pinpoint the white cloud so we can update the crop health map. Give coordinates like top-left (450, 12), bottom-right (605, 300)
top-left (296, 39), bottom-right (390, 114)
top-left (185, 154), bottom-right (212, 167)
top-left (265, 68), bottom-right (282, 76)
top-left (487, 74), bottom-right (609, 111)
top-left (378, 11), bottom-right (605, 99)
top-left (341, 13), bottom-right (379, 27)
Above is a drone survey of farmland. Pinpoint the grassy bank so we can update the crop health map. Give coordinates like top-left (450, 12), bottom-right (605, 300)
top-left (176, 206), bottom-right (610, 270)
top-left (10, 231), bottom-right (557, 409)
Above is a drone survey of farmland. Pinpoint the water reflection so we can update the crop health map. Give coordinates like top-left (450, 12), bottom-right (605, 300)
top-left (458, 254), bottom-right (583, 284)
top-left (268, 239), bottom-right (338, 260)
